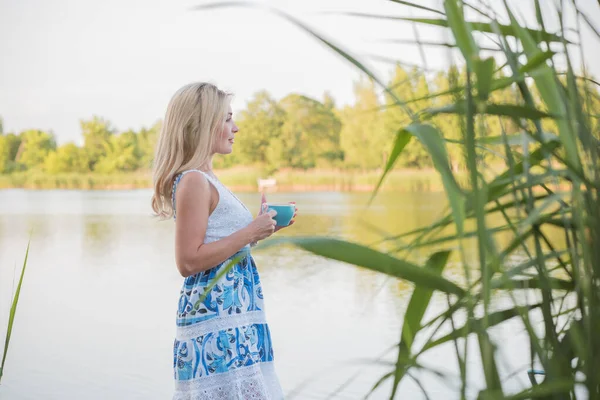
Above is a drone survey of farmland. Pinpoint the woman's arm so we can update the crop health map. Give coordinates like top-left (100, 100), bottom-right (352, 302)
top-left (174, 172), bottom-right (276, 277)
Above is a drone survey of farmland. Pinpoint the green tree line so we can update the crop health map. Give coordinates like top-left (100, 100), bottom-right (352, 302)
top-left (1, 65), bottom-right (597, 175)
top-left (0, 117), bottom-right (160, 175)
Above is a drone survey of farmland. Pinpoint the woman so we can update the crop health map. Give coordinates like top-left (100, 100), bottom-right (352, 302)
top-left (151, 82), bottom-right (294, 399)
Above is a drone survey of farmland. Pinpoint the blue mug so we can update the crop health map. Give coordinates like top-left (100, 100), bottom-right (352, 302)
top-left (266, 203), bottom-right (295, 227)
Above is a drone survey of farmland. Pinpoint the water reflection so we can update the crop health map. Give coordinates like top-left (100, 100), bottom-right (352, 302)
top-left (0, 188), bottom-right (570, 399)
top-left (83, 217), bottom-right (113, 247)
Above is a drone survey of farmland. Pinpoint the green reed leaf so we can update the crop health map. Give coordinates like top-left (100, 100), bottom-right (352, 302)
top-left (391, 251), bottom-right (451, 397)
top-left (426, 102), bottom-right (558, 119)
top-left (475, 57), bottom-right (495, 101)
top-left (0, 241), bottom-right (30, 385)
top-left (444, 0), bottom-right (479, 68)
top-left (265, 237), bottom-right (465, 296)
top-left (405, 123), bottom-right (465, 233)
top-left (371, 129), bottom-right (412, 203)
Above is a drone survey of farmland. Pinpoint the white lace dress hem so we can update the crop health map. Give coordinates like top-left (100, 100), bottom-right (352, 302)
top-left (173, 362), bottom-right (283, 400)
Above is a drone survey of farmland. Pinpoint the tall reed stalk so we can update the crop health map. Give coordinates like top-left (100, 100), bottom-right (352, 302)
top-left (0, 242), bottom-right (30, 385)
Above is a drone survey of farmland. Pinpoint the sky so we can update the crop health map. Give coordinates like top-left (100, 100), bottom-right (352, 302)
top-left (1, 0), bottom-right (599, 144)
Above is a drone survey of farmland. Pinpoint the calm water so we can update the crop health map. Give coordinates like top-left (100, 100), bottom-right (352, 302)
top-left (0, 189), bottom-right (542, 399)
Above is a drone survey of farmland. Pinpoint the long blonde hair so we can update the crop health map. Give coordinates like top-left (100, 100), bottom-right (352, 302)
top-left (151, 82), bottom-right (231, 219)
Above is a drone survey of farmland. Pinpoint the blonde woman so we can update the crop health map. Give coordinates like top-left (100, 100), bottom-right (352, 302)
top-left (152, 82), bottom-right (294, 399)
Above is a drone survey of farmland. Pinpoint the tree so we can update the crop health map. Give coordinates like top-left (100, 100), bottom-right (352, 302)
top-left (234, 91), bottom-right (285, 168)
top-left (383, 66), bottom-right (434, 168)
top-left (81, 116), bottom-right (114, 171)
top-left (480, 67), bottom-right (520, 168)
top-left (136, 121), bottom-right (161, 170)
top-left (0, 133), bottom-right (22, 173)
top-left (276, 94), bottom-right (342, 169)
top-left (322, 91), bottom-right (336, 111)
top-left (431, 67), bottom-right (466, 172)
top-left (15, 130), bottom-right (56, 169)
top-left (0, 136), bottom-right (7, 173)
top-left (407, 70), bottom-right (434, 167)
top-left (339, 78), bottom-right (387, 169)
top-left (0, 136), bottom-right (10, 173)
top-left (44, 143), bottom-right (89, 173)
top-left (93, 131), bottom-right (139, 173)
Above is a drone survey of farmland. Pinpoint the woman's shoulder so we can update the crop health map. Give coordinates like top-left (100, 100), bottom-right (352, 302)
top-left (171, 170), bottom-right (214, 219)
top-left (173, 170), bottom-right (212, 198)
top-left (177, 169), bottom-right (207, 179)
top-left (176, 170), bottom-right (210, 187)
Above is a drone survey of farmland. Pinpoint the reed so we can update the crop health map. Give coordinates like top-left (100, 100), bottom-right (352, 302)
top-left (0, 242), bottom-right (30, 385)
top-left (204, 0), bottom-right (600, 398)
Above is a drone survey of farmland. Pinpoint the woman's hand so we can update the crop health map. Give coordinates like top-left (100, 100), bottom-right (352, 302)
top-left (248, 205), bottom-right (278, 243)
top-left (259, 193), bottom-right (297, 233)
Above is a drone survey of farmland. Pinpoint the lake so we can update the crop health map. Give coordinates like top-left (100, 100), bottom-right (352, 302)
top-left (0, 189), bottom-right (546, 399)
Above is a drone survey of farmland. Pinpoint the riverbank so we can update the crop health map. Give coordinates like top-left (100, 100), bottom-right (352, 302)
top-left (0, 168), bottom-right (446, 192)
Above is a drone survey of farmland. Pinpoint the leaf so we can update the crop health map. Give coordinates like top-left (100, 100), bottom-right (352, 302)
top-left (398, 17), bottom-right (567, 43)
top-left (379, 62), bottom-right (549, 115)
top-left (519, 50), bottom-right (555, 74)
top-left (404, 123), bottom-right (465, 233)
top-left (490, 277), bottom-right (574, 291)
top-left (475, 57), bottom-right (495, 101)
top-left (477, 131), bottom-right (559, 146)
top-left (499, 250), bottom-right (569, 280)
top-left (391, 251), bottom-right (451, 397)
top-left (387, 0), bottom-right (445, 16)
top-left (370, 130), bottom-right (412, 203)
top-left (477, 331), bottom-right (503, 394)
top-left (420, 304), bottom-right (543, 353)
top-left (379, 38), bottom-right (502, 52)
top-left (262, 237), bottom-right (465, 296)
top-left (402, 250), bottom-right (452, 347)
top-left (503, 379), bottom-right (575, 399)
top-left (197, 254), bottom-right (245, 304)
top-left (505, 7), bottom-right (582, 173)
top-left (444, 0), bottom-right (479, 67)
top-left (517, 193), bottom-right (565, 230)
top-left (576, 8), bottom-right (600, 41)
top-left (0, 241), bottom-right (29, 384)
top-left (427, 102), bottom-right (558, 119)
top-left (486, 140), bottom-right (561, 202)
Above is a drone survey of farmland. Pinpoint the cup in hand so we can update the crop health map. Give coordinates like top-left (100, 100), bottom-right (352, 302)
top-left (266, 203), bottom-right (295, 227)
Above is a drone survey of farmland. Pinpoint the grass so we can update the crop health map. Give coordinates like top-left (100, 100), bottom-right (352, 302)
top-left (0, 241), bottom-right (29, 385)
top-left (0, 172), bottom-right (153, 190)
top-left (0, 168), bottom-right (447, 192)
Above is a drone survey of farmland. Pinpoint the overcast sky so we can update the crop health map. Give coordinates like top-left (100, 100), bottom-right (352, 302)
top-left (1, 0), bottom-right (599, 144)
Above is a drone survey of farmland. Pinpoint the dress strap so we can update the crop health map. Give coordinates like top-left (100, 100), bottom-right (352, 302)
top-left (171, 169), bottom-right (208, 220)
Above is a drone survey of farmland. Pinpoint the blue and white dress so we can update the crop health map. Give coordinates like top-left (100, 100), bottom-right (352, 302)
top-left (172, 170), bottom-right (284, 400)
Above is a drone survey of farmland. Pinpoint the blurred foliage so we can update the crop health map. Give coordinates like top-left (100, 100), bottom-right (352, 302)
top-left (0, 64), bottom-right (547, 177)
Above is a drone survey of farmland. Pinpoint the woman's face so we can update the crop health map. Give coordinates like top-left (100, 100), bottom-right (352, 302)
top-left (213, 105), bottom-right (239, 155)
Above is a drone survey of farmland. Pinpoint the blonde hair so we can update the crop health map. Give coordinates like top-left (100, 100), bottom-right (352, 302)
top-left (151, 82), bottom-right (231, 219)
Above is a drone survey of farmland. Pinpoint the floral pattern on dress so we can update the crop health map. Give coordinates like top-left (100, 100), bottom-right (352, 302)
top-left (176, 254), bottom-right (264, 327)
top-left (174, 323), bottom-right (274, 380)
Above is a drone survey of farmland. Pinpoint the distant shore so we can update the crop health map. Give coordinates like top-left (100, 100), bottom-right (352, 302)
top-left (0, 168), bottom-right (447, 192)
